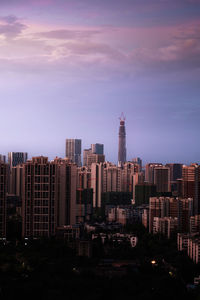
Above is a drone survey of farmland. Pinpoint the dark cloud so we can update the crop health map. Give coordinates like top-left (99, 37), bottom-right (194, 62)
top-left (0, 15), bottom-right (27, 38)
top-left (0, 15), bottom-right (18, 24)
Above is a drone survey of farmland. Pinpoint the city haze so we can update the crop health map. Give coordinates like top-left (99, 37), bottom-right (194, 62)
top-left (0, 0), bottom-right (200, 164)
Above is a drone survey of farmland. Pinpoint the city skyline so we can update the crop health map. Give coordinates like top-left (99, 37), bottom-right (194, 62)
top-left (0, 0), bottom-right (200, 164)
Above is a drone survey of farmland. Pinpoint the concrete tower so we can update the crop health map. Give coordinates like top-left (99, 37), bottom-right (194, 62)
top-left (118, 113), bottom-right (126, 165)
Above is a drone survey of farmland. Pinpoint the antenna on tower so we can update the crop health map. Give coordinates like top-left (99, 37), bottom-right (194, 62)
top-left (119, 112), bottom-right (126, 121)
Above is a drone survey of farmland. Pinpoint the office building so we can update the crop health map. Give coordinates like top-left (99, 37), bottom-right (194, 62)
top-left (66, 139), bottom-right (81, 167)
top-left (8, 152), bottom-right (28, 168)
top-left (132, 157), bottom-right (142, 171)
top-left (91, 143), bottom-right (104, 155)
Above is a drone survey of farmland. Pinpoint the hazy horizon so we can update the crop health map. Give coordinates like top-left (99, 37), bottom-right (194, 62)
top-left (0, 0), bottom-right (200, 165)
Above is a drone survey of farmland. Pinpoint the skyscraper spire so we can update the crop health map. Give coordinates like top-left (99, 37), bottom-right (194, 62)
top-left (118, 113), bottom-right (126, 165)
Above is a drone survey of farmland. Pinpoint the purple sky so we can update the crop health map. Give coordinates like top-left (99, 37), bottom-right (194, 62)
top-left (0, 0), bottom-right (200, 165)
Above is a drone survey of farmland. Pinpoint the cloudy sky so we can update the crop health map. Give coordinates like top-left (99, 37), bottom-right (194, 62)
top-left (0, 0), bottom-right (200, 165)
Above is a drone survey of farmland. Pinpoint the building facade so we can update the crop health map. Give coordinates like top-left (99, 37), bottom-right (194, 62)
top-left (0, 162), bottom-right (8, 238)
top-left (66, 139), bottom-right (82, 167)
top-left (22, 156), bottom-right (77, 238)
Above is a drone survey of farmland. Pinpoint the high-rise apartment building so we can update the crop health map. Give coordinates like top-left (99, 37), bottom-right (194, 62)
top-left (153, 217), bottom-right (178, 239)
top-left (83, 149), bottom-right (92, 166)
top-left (22, 156), bottom-right (57, 238)
top-left (166, 163), bottom-right (182, 182)
top-left (118, 115), bottom-right (126, 165)
top-left (10, 164), bottom-right (23, 198)
top-left (8, 152), bottom-right (28, 194)
top-left (77, 166), bottom-right (91, 190)
top-left (91, 162), bottom-right (122, 208)
top-left (182, 164), bottom-right (200, 215)
top-left (56, 158), bottom-right (77, 226)
top-left (66, 139), bottom-right (81, 167)
top-left (166, 163), bottom-right (183, 194)
top-left (87, 154), bottom-right (105, 167)
top-left (154, 166), bottom-right (171, 193)
top-left (149, 197), bottom-right (193, 233)
top-left (0, 162), bottom-right (8, 238)
top-left (91, 163), bottom-right (103, 208)
top-left (121, 162), bottom-right (139, 193)
top-left (145, 163), bottom-right (163, 184)
top-left (22, 156), bottom-right (77, 238)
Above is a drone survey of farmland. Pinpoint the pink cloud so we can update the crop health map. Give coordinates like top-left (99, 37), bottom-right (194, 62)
top-left (36, 29), bottom-right (101, 40)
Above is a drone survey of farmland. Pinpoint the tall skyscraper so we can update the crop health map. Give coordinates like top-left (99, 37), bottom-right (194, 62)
top-left (66, 139), bottom-right (81, 167)
top-left (118, 114), bottom-right (126, 165)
